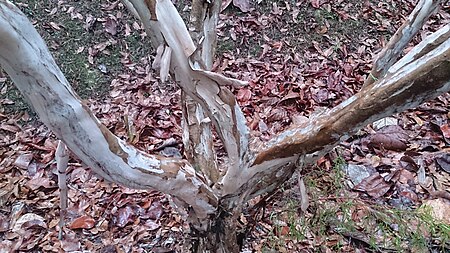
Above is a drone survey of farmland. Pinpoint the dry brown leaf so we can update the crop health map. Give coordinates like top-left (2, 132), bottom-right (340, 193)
top-left (12, 213), bottom-right (45, 232)
top-left (354, 173), bottom-right (391, 198)
top-left (368, 125), bottom-right (409, 151)
top-left (104, 18), bottom-right (117, 35)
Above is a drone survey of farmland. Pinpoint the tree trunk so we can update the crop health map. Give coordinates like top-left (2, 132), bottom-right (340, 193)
top-left (190, 210), bottom-right (242, 253)
top-left (1, 0), bottom-right (450, 252)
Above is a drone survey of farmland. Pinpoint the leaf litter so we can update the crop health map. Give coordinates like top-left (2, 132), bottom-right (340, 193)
top-left (0, 0), bottom-right (449, 252)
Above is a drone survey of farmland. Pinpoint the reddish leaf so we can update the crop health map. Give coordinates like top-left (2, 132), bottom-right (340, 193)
top-left (233, 0), bottom-right (251, 12)
top-left (69, 216), bottom-right (95, 229)
top-left (0, 123), bottom-right (20, 132)
top-left (26, 177), bottom-right (54, 190)
top-left (310, 0), bottom-right (320, 8)
top-left (236, 88), bottom-right (252, 102)
top-left (147, 201), bottom-right (163, 220)
top-left (440, 124), bottom-right (450, 138)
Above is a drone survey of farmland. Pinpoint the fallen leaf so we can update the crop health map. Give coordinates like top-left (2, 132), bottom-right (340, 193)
top-left (105, 18), bottom-right (117, 35)
top-left (236, 88), bottom-right (252, 102)
top-left (354, 173), bottom-right (391, 198)
top-left (310, 0), bottom-right (320, 8)
top-left (344, 164), bottom-right (375, 187)
top-left (143, 219), bottom-right (160, 231)
top-left (13, 153), bottom-right (33, 170)
top-left (49, 21), bottom-right (62, 30)
top-left (116, 206), bottom-right (134, 227)
top-left (0, 214), bottom-right (9, 232)
top-left (368, 125), bottom-right (409, 151)
top-left (12, 213), bottom-right (45, 232)
top-left (436, 154), bottom-right (450, 173)
top-left (61, 234), bottom-right (80, 251)
top-left (147, 201), bottom-right (163, 220)
top-left (440, 124), bottom-right (450, 139)
top-left (69, 215), bottom-right (95, 229)
top-left (26, 177), bottom-right (54, 190)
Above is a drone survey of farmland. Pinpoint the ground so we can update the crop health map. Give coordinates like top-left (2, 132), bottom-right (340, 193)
top-left (0, 0), bottom-right (449, 252)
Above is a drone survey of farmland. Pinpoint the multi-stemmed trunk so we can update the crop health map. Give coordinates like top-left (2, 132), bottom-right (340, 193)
top-left (0, 0), bottom-right (449, 252)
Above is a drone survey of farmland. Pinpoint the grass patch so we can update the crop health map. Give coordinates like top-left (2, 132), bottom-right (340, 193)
top-left (261, 156), bottom-right (450, 252)
top-left (1, 0), bottom-right (152, 115)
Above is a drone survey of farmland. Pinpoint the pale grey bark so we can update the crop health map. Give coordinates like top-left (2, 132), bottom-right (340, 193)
top-left (1, 0), bottom-right (449, 252)
top-left (364, 0), bottom-right (443, 87)
top-left (0, 0), bottom-right (217, 230)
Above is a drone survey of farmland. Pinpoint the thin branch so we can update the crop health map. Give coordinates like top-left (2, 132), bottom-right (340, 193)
top-left (388, 24), bottom-right (450, 74)
top-left (255, 39), bottom-right (450, 164)
top-left (364, 0), bottom-right (442, 87)
top-left (56, 141), bottom-right (69, 239)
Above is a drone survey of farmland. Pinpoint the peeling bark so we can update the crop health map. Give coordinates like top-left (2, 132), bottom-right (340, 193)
top-left (182, 94), bottom-right (219, 185)
top-left (124, 0), bottom-right (250, 195)
top-left (181, 0), bottom-right (223, 186)
top-left (0, 0), bottom-right (217, 230)
top-left (364, 0), bottom-right (442, 87)
top-left (1, 0), bottom-right (450, 252)
top-left (251, 38), bottom-right (450, 175)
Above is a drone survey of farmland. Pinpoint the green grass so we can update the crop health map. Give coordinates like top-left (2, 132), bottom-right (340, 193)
top-left (1, 0), bottom-right (152, 115)
top-left (262, 156), bottom-right (449, 252)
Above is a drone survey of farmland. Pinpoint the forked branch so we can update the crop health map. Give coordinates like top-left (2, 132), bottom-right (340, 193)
top-left (123, 0), bottom-right (250, 193)
top-left (0, 0), bottom-right (217, 230)
top-left (241, 36), bottom-right (450, 198)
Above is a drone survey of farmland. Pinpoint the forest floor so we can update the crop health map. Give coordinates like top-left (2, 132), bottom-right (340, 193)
top-left (0, 0), bottom-right (449, 252)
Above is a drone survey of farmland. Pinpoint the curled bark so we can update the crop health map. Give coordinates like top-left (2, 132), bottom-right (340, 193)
top-left (124, 0), bottom-right (250, 193)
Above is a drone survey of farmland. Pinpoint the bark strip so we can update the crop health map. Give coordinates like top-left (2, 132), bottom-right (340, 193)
top-left (123, 0), bottom-right (250, 192)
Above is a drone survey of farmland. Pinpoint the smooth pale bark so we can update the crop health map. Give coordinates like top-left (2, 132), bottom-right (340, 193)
top-left (364, 0), bottom-right (442, 87)
top-left (0, 0), bottom-right (217, 230)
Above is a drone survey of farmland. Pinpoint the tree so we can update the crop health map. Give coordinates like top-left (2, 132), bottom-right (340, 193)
top-left (0, 0), bottom-right (449, 251)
